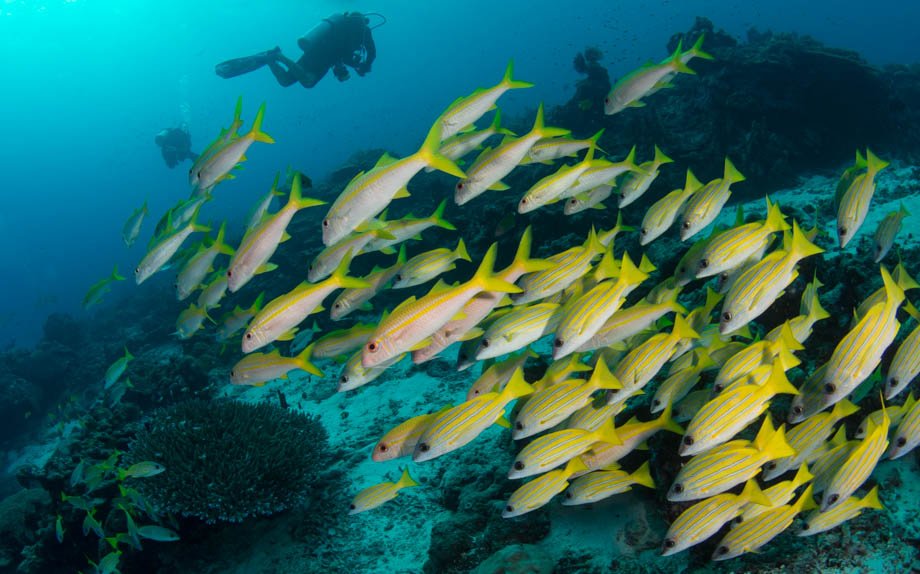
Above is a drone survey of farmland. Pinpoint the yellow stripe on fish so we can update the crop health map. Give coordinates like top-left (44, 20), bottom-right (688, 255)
top-left (349, 468), bottom-right (419, 514)
top-left (502, 457), bottom-right (587, 518)
top-left (562, 461), bottom-right (655, 506)
top-left (713, 485), bottom-right (815, 560)
top-left (679, 157), bottom-right (745, 241)
top-left (799, 485), bottom-right (882, 536)
top-left (509, 417), bottom-right (620, 479)
top-left (821, 404), bottom-right (889, 511)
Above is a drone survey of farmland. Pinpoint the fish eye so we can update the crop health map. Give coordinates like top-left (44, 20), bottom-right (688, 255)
top-left (135, 267), bottom-right (140, 274)
top-left (608, 388), bottom-right (619, 395)
top-left (721, 312), bottom-right (732, 322)
top-left (367, 341), bottom-right (379, 353)
top-left (714, 384), bottom-right (723, 393)
top-left (699, 259), bottom-right (709, 269)
top-left (323, 219), bottom-right (330, 228)
top-left (663, 539), bottom-right (676, 549)
top-left (459, 353), bottom-right (468, 361)
top-left (890, 377), bottom-right (899, 387)
top-left (334, 303), bottom-right (341, 309)
top-left (716, 546), bottom-right (729, 556)
top-left (245, 333), bottom-right (252, 339)
top-left (481, 339), bottom-right (491, 349)
top-left (395, 274), bottom-right (402, 282)
top-left (340, 374), bottom-right (349, 383)
top-left (349, 503), bottom-right (356, 510)
top-left (897, 436), bottom-right (907, 447)
top-left (826, 493), bottom-right (839, 505)
top-left (554, 338), bottom-right (564, 348)
top-left (824, 383), bottom-right (836, 394)
top-left (682, 436), bottom-right (694, 446)
top-left (682, 221), bottom-right (691, 230)
top-left (652, 399), bottom-right (661, 407)
top-left (801, 523), bottom-right (810, 531)
top-left (839, 226), bottom-right (847, 236)
top-left (604, 97), bottom-right (610, 105)
top-left (514, 461), bottom-right (525, 471)
top-left (792, 405), bottom-right (803, 415)
top-left (457, 182), bottom-right (465, 190)
top-left (733, 516), bottom-right (743, 525)
top-left (230, 370), bottom-right (235, 377)
top-left (378, 444), bottom-right (388, 452)
top-left (520, 198), bottom-right (528, 205)
top-left (514, 422), bottom-right (523, 430)
top-left (227, 270), bottom-right (233, 277)
top-left (568, 199), bottom-right (577, 206)
top-left (640, 228), bottom-right (647, 236)
top-left (505, 505), bottom-right (513, 513)
top-left (418, 443), bottom-right (430, 453)
top-left (673, 483), bottom-right (684, 494)
top-left (565, 491), bottom-right (573, 499)
top-left (766, 462), bottom-right (776, 470)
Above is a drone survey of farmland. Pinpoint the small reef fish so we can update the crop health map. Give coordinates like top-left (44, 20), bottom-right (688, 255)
top-left (511, 227), bottom-right (604, 305)
top-left (887, 394), bottom-right (920, 459)
top-left (373, 405), bottom-right (452, 462)
top-left (308, 227), bottom-right (394, 283)
top-left (884, 303), bottom-right (920, 399)
top-left (799, 485), bottom-right (882, 536)
top-left (564, 183), bottom-right (613, 215)
top-left (83, 265), bottom-right (126, 309)
top-left (391, 238), bottom-right (471, 289)
top-left (122, 201), bottom-right (148, 247)
top-left (175, 303), bottom-right (211, 340)
top-left (617, 145), bottom-right (673, 208)
top-left (189, 96), bottom-right (244, 189)
top-left (873, 203), bottom-right (910, 262)
top-left (563, 146), bottom-right (643, 200)
top-left (175, 222), bottom-right (235, 300)
top-left (245, 173), bottom-right (284, 232)
top-left (330, 246), bottom-right (406, 321)
top-left (604, 41), bottom-right (698, 115)
top-left (362, 200), bottom-right (456, 254)
top-left (821, 406), bottom-right (889, 511)
top-left (639, 169), bottom-right (703, 245)
top-left (476, 302), bottom-right (561, 361)
top-left (135, 210), bottom-right (209, 285)
top-left (231, 344), bottom-right (324, 386)
top-left (349, 468), bottom-right (419, 515)
top-left (502, 457), bottom-right (587, 518)
top-left (579, 405), bottom-right (683, 471)
top-left (466, 349), bottom-right (537, 400)
top-left (312, 324), bottom-right (376, 359)
top-left (508, 417), bottom-right (620, 479)
top-left (337, 350), bottom-right (403, 392)
top-left (836, 148), bottom-right (889, 248)
top-left (562, 461), bottom-right (655, 506)
top-left (216, 292), bottom-right (265, 341)
top-left (433, 109), bottom-right (515, 169)
top-left (679, 157), bottom-right (746, 241)
top-left (695, 197), bottom-right (789, 279)
top-left (194, 102), bottom-right (275, 191)
top-left (136, 525), bottom-right (180, 542)
top-left (117, 461), bottom-right (165, 480)
top-left (103, 347), bottom-right (134, 389)
top-left (522, 128), bottom-right (604, 166)
top-left (196, 270), bottom-right (228, 310)
top-left (518, 145), bottom-right (601, 213)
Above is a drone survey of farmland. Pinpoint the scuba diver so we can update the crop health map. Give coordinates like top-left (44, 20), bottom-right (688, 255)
top-left (215, 12), bottom-right (382, 89)
top-left (154, 126), bottom-right (197, 169)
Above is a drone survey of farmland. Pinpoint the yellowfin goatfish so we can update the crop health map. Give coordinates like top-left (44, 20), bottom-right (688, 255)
top-left (244, 173), bottom-right (284, 233)
top-left (639, 169), bottom-right (703, 245)
top-left (680, 157), bottom-right (745, 241)
top-left (116, 461), bottom-right (165, 481)
top-left (887, 394), bottom-right (920, 459)
top-left (711, 324), bottom-right (802, 394)
top-left (799, 485), bottom-right (882, 536)
top-left (175, 223), bottom-right (235, 300)
top-left (349, 468), bottom-right (419, 515)
top-left (454, 104), bottom-right (569, 205)
top-left (466, 349), bottom-right (537, 400)
top-left (618, 145), bottom-right (673, 208)
top-left (668, 417), bottom-right (794, 502)
top-left (391, 238), bottom-right (470, 289)
top-left (122, 202), bottom-right (148, 247)
top-left (83, 265), bottom-right (126, 309)
top-left (883, 302), bottom-right (920, 399)
top-left (604, 41), bottom-right (699, 115)
top-left (227, 174), bottom-right (325, 292)
top-left (661, 479), bottom-right (771, 556)
top-left (189, 96), bottom-right (244, 189)
top-left (231, 344), bottom-right (323, 386)
top-left (565, 401), bottom-right (624, 432)
top-left (502, 457), bottom-right (587, 518)
top-left (563, 146), bottom-right (643, 200)
top-left (312, 324), bottom-right (376, 359)
top-left (508, 417), bottom-right (620, 479)
top-left (196, 269), bottom-right (228, 310)
top-left (719, 221), bottom-right (823, 334)
top-left (362, 244), bottom-right (520, 368)
top-left (512, 227), bottom-right (605, 305)
top-left (763, 400), bottom-right (858, 481)
top-left (651, 348), bottom-right (714, 413)
top-left (362, 200), bottom-right (456, 254)
top-left (522, 128), bottom-right (603, 166)
top-left (564, 184), bottom-right (613, 215)
top-left (575, 295), bottom-right (686, 353)
top-left (242, 253), bottom-right (368, 353)
top-left (373, 406), bottom-right (452, 462)
top-left (741, 464), bottom-right (813, 523)
top-left (414, 368), bottom-right (533, 462)
top-left (836, 148), bottom-right (889, 248)
top-left (713, 485), bottom-right (815, 561)
top-left (646, 34), bottom-right (714, 97)
top-left (216, 292), bottom-right (265, 341)
top-left (562, 461), bottom-right (655, 506)
top-left (308, 227), bottom-right (394, 283)
top-left (103, 347), bottom-right (133, 389)
top-left (175, 303), bottom-right (212, 339)
top-left (194, 102), bottom-right (275, 191)
top-left (135, 210), bottom-right (209, 285)
top-left (512, 357), bottom-right (620, 440)
top-left (331, 246), bottom-right (406, 321)
top-left (518, 146), bottom-right (602, 213)
top-left (322, 124), bottom-right (466, 247)
top-left (476, 302), bottom-right (560, 361)
top-left (437, 60), bottom-right (533, 141)
top-left (433, 109), bottom-right (516, 170)
top-left (765, 277), bottom-right (829, 345)
top-left (814, 267), bottom-right (903, 414)
top-left (681, 361), bottom-right (798, 456)
top-left (580, 405), bottom-right (683, 471)
top-left (821, 405), bottom-right (889, 511)
top-left (856, 393), bottom-right (915, 439)
top-left (873, 203), bottom-right (909, 262)
top-left (338, 349), bottom-right (403, 392)
top-left (695, 197), bottom-right (788, 279)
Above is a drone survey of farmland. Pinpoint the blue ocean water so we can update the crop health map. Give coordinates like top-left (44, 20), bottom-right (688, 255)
top-left (1, 0), bottom-right (918, 348)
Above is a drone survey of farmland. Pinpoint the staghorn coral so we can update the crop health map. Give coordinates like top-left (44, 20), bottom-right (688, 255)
top-left (129, 399), bottom-right (329, 524)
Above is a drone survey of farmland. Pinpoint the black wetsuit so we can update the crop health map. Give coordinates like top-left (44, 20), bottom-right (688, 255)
top-left (155, 128), bottom-right (197, 169)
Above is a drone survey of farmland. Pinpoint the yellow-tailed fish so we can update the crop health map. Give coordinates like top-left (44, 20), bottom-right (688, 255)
top-left (799, 485), bottom-right (882, 536)
top-left (532, 353), bottom-right (592, 392)
top-left (565, 401), bottom-right (624, 432)
top-left (719, 221), bottom-right (824, 334)
top-left (763, 400), bottom-right (858, 481)
top-left (230, 343), bottom-right (323, 386)
top-left (172, 194), bottom-right (212, 231)
top-left (414, 368), bottom-right (533, 462)
top-left (338, 349), bottom-right (403, 392)
top-left (853, 263), bottom-right (919, 323)
top-left (511, 227), bottom-right (605, 305)
top-left (195, 103), bottom-right (275, 191)
top-left (432, 109), bottom-right (516, 170)
top-left (502, 457), bottom-right (587, 518)
top-left (391, 238), bottom-right (470, 289)
top-left (454, 104), bottom-right (569, 205)
top-left (412, 227), bottom-right (553, 364)
top-left (884, 302), bottom-right (920, 399)
top-left (312, 323), bottom-right (376, 359)
top-left (308, 227), bottom-right (394, 283)
top-left (887, 394), bottom-right (920, 459)
top-left (175, 303), bottom-right (212, 339)
top-left (512, 357), bottom-right (620, 440)
top-left (244, 173), bottom-right (284, 233)
top-left (196, 269), bottom-right (228, 310)
top-left (714, 485), bottom-right (815, 560)
top-left (362, 200), bottom-right (456, 254)
top-left (816, 267), bottom-right (904, 412)
top-left (580, 404), bottom-right (683, 471)
top-left (716, 238), bottom-right (775, 295)
top-left (508, 417), bottom-right (620, 479)
top-left (457, 332), bottom-right (486, 371)
top-left (606, 315), bottom-right (698, 405)
top-left (476, 302), bottom-right (560, 361)
top-left (874, 203), bottom-right (910, 262)
top-left (553, 251), bottom-right (652, 360)
top-left (711, 324), bottom-right (802, 394)
top-left (740, 464), bottom-right (813, 523)
top-left (103, 347), bottom-right (133, 389)
top-left (331, 246), bottom-right (406, 321)
top-left (765, 276), bottom-right (829, 345)
top-left (575, 296), bottom-right (686, 353)
top-left (518, 145), bottom-right (602, 213)
top-left (695, 196), bottom-right (789, 279)
top-left (639, 169), bottom-right (703, 245)
top-left (810, 428), bottom-right (856, 496)
top-left (363, 244), bottom-right (520, 368)
top-left (135, 209), bottom-right (210, 285)
top-left (562, 461), bottom-right (655, 506)
top-left (243, 253), bottom-right (368, 353)
top-left (836, 148), bottom-right (889, 248)
top-left (787, 362), bottom-right (829, 424)
top-left (216, 292), bottom-right (265, 341)
top-left (122, 202), bottom-right (148, 247)
top-left (661, 479), bottom-right (771, 556)
top-left (673, 216), bottom-right (739, 286)
top-left (349, 468), bottom-right (419, 515)
top-left (651, 348), bottom-right (714, 413)
top-left (437, 61), bottom-right (533, 141)
top-left (672, 389), bottom-right (711, 423)
top-left (618, 145), bottom-right (673, 208)
top-left (646, 34), bottom-right (714, 97)
top-left (564, 184), bottom-right (614, 215)
top-left (821, 405), bottom-right (889, 511)
top-left (373, 405), bottom-right (452, 462)
top-left (522, 128), bottom-right (604, 166)
top-left (564, 146), bottom-right (644, 199)
top-left (189, 96), bottom-right (244, 188)
top-left (175, 222), bottom-right (235, 300)
top-left (227, 174), bottom-right (325, 292)
top-left (680, 157), bottom-right (745, 241)
top-left (856, 393), bottom-right (915, 439)
top-left (681, 361), bottom-right (797, 456)
top-left (605, 41), bottom-right (698, 115)
top-left (466, 349), bottom-right (537, 400)
top-left (83, 265), bottom-right (126, 309)
top-left (668, 417), bottom-right (795, 502)
top-left (323, 123), bottom-right (465, 246)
